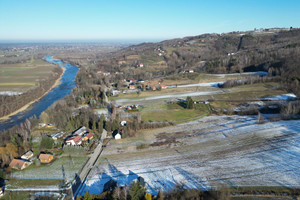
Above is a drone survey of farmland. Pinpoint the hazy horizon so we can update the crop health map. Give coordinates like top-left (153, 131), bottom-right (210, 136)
top-left (1, 0), bottom-right (300, 41)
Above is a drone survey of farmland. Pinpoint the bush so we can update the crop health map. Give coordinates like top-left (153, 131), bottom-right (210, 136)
top-left (40, 136), bottom-right (54, 150)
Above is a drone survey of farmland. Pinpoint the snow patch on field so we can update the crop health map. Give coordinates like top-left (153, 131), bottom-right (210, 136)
top-left (116, 90), bottom-right (221, 104)
top-left (176, 82), bottom-right (224, 88)
top-left (78, 116), bottom-right (300, 196)
top-left (211, 71), bottom-right (269, 78)
top-left (0, 91), bottom-right (23, 96)
top-left (261, 93), bottom-right (297, 101)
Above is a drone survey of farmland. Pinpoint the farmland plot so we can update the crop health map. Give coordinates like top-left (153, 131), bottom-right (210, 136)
top-left (12, 156), bottom-right (88, 182)
top-left (78, 115), bottom-right (300, 196)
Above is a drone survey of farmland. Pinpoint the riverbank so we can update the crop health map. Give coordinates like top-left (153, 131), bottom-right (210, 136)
top-left (0, 67), bottom-right (66, 120)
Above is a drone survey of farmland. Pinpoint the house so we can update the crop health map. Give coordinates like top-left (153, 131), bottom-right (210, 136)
top-left (9, 159), bottom-right (31, 170)
top-left (51, 131), bottom-right (64, 140)
top-left (189, 69), bottom-right (194, 73)
top-left (152, 86), bottom-right (157, 91)
top-left (39, 154), bottom-right (54, 164)
top-left (103, 72), bottom-right (111, 76)
top-left (139, 63), bottom-right (144, 67)
top-left (82, 132), bottom-right (94, 141)
top-left (161, 85), bottom-right (167, 89)
top-left (73, 126), bottom-right (88, 136)
top-left (46, 124), bottom-right (54, 128)
top-left (113, 130), bottom-right (122, 140)
top-left (114, 133), bottom-right (121, 140)
top-left (38, 123), bottom-right (47, 128)
top-left (129, 85), bottom-right (135, 90)
top-left (21, 151), bottom-right (33, 160)
top-left (111, 90), bottom-right (121, 96)
top-left (120, 121), bottom-right (127, 126)
top-left (65, 135), bottom-right (82, 145)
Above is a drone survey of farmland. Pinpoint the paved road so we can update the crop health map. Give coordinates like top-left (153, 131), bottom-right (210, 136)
top-left (71, 129), bottom-right (107, 199)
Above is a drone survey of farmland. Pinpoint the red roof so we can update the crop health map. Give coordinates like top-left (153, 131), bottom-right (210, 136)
top-left (85, 132), bottom-right (94, 139)
top-left (9, 159), bottom-right (26, 170)
top-left (66, 135), bottom-right (82, 144)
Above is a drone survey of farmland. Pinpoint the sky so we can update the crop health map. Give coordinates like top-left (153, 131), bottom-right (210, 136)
top-left (0, 0), bottom-right (300, 41)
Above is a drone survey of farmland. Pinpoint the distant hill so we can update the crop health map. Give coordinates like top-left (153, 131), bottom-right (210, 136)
top-left (86, 28), bottom-right (300, 96)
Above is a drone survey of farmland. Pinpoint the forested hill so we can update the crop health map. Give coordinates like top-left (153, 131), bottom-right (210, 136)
top-left (78, 28), bottom-right (300, 96)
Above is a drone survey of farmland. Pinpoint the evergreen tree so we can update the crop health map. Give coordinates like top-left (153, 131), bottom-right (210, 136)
top-left (105, 121), bottom-right (112, 132)
top-left (92, 121), bottom-right (97, 132)
top-left (98, 121), bottom-right (103, 135)
top-left (186, 96), bottom-right (194, 109)
top-left (129, 180), bottom-right (146, 200)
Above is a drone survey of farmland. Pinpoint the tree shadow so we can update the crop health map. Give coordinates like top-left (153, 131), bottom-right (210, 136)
top-left (78, 164), bottom-right (140, 196)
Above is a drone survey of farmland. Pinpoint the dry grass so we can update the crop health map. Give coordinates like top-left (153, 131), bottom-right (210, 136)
top-left (0, 58), bottom-right (56, 92)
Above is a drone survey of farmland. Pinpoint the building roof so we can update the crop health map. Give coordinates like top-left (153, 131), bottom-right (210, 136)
top-left (9, 159), bottom-right (26, 170)
top-left (39, 154), bottom-right (53, 161)
top-left (73, 126), bottom-right (88, 136)
top-left (114, 133), bottom-right (121, 139)
top-left (85, 132), bottom-right (94, 139)
top-left (66, 135), bottom-right (82, 144)
top-left (22, 150), bottom-right (33, 157)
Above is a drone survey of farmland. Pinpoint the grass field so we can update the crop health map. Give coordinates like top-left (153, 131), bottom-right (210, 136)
top-left (6, 179), bottom-right (63, 189)
top-left (0, 58), bottom-right (57, 92)
top-left (11, 156), bottom-right (88, 182)
top-left (140, 102), bottom-right (210, 122)
top-left (197, 82), bottom-right (286, 109)
top-left (140, 53), bottom-right (164, 65)
top-left (110, 86), bottom-right (208, 101)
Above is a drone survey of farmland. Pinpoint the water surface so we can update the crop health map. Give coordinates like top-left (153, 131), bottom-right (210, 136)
top-left (0, 56), bottom-right (78, 131)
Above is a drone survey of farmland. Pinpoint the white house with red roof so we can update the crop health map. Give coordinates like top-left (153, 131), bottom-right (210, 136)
top-left (65, 135), bottom-right (82, 145)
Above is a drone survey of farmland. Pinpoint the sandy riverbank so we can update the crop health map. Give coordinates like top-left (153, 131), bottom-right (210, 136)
top-left (0, 66), bottom-right (66, 120)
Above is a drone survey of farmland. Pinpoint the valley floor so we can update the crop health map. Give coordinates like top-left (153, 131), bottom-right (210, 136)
top-left (78, 115), bottom-right (300, 196)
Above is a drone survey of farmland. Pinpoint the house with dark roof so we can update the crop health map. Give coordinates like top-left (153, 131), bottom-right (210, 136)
top-left (73, 126), bottom-right (88, 136)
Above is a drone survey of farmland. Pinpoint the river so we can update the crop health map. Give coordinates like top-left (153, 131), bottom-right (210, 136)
top-left (0, 56), bottom-right (79, 131)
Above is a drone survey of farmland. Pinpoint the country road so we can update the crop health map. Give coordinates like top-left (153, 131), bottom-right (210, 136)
top-left (71, 129), bottom-right (107, 199)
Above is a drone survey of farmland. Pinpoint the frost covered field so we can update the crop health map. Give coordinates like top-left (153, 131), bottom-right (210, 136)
top-left (12, 156), bottom-right (88, 182)
top-left (79, 115), bottom-right (300, 196)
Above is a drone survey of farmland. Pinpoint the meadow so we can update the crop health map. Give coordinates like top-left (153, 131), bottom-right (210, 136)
top-left (0, 58), bottom-right (57, 92)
